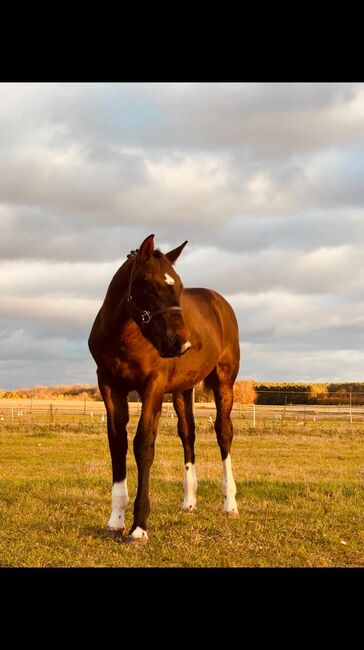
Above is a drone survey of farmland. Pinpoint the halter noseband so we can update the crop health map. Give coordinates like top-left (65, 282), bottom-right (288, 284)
top-left (126, 256), bottom-right (183, 325)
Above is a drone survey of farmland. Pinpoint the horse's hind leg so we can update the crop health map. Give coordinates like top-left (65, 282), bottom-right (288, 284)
top-left (172, 389), bottom-right (198, 513)
top-left (97, 370), bottom-right (129, 537)
top-left (209, 364), bottom-right (239, 516)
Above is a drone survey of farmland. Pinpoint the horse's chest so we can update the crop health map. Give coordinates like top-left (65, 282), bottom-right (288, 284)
top-left (104, 350), bottom-right (151, 386)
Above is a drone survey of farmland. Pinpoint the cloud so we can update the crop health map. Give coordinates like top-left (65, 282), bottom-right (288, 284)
top-left (178, 243), bottom-right (364, 296)
top-left (241, 343), bottom-right (364, 383)
top-left (0, 329), bottom-right (94, 389)
top-left (1, 82), bottom-right (364, 388)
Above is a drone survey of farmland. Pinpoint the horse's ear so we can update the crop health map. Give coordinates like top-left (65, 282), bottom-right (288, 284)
top-left (166, 240), bottom-right (188, 265)
top-left (138, 234), bottom-right (155, 261)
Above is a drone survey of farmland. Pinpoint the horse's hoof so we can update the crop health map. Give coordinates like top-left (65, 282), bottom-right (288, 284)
top-left (104, 527), bottom-right (125, 539)
top-left (182, 505), bottom-right (196, 514)
top-left (224, 509), bottom-right (239, 518)
top-left (124, 527), bottom-right (149, 545)
top-left (124, 534), bottom-right (148, 545)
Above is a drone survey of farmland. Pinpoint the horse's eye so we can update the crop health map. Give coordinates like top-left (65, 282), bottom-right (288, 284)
top-left (144, 279), bottom-right (154, 294)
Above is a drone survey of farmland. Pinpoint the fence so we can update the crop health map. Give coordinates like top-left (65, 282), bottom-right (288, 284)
top-left (1, 398), bottom-right (364, 428)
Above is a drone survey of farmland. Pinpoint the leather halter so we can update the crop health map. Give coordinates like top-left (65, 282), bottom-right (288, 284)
top-left (127, 256), bottom-right (183, 325)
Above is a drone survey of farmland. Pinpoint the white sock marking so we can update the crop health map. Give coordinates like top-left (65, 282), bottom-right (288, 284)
top-left (183, 462), bottom-right (198, 510)
top-left (222, 454), bottom-right (238, 514)
top-left (130, 526), bottom-right (148, 540)
top-left (164, 273), bottom-right (175, 285)
top-left (107, 480), bottom-right (129, 530)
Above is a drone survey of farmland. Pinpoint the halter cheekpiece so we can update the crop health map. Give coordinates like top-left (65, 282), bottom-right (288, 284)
top-left (127, 254), bottom-right (182, 325)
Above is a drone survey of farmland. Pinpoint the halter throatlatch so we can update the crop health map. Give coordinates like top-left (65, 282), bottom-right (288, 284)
top-left (127, 256), bottom-right (183, 325)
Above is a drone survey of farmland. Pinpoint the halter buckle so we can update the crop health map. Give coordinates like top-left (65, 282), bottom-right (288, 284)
top-left (141, 310), bottom-right (152, 324)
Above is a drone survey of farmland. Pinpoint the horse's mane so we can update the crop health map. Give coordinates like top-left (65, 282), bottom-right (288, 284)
top-left (126, 248), bottom-right (163, 260)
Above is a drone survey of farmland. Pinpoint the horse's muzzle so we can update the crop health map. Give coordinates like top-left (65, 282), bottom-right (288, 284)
top-left (160, 335), bottom-right (192, 358)
top-left (179, 340), bottom-right (192, 355)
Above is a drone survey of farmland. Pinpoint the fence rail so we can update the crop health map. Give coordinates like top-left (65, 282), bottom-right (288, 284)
top-left (1, 398), bottom-right (364, 427)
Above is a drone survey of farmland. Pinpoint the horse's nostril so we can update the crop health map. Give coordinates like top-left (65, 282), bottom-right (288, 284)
top-left (167, 335), bottom-right (191, 356)
top-left (169, 335), bottom-right (179, 350)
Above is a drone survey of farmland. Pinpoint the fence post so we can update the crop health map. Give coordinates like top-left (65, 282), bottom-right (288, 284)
top-left (253, 403), bottom-right (256, 428)
top-left (283, 393), bottom-right (287, 421)
top-left (83, 397), bottom-right (87, 416)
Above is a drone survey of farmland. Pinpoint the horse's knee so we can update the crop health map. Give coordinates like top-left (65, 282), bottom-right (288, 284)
top-left (134, 430), bottom-right (154, 449)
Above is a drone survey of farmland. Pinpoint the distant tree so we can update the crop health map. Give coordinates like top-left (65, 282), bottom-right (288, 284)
top-left (91, 387), bottom-right (102, 401)
top-left (308, 384), bottom-right (328, 403)
top-left (234, 380), bottom-right (257, 405)
top-left (195, 381), bottom-right (213, 402)
top-left (5, 391), bottom-right (20, 399)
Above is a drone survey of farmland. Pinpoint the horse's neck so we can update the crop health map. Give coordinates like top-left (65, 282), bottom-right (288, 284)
top-left (101, 259), bottom-right (132, 331)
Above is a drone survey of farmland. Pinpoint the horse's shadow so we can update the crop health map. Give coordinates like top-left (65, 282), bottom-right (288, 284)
top-left (84, 525), bottom-right (127, 542)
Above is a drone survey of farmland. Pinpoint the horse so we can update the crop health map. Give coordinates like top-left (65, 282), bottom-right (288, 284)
top-left (88, 234), bottom-right (240, 544)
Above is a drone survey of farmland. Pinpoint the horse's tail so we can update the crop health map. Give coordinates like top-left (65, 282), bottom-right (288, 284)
top-left (203, 372), bottom-right (215, 394)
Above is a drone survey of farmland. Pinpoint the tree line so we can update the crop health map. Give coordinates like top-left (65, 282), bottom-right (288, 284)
top-left (1, 381), bottom-right (364, 405)
top-left (249, 382), bottom-right (364, 405)
top-left (0, 385), bottom-right (101, 401)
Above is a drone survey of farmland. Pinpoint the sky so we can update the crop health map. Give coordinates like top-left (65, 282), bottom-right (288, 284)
top-left (1, 82), bottom-right (364, 389)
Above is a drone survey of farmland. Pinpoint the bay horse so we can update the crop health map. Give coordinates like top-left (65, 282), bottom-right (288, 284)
top-left (88, 234), bottom-right (240, 544)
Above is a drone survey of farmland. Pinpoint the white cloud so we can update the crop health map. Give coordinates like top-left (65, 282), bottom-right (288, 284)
top-left (0, 295), bottom-right (97, 325)
top-left (241, 343), bottom-right (364, 383)
top-left (1, 82), bottom-right (364, 388)
top-left (0, 259), bottom-right (116, 298)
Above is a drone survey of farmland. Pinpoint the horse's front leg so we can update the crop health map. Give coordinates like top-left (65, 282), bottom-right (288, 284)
top-left (97, 371), bottom-right (129, 537)
top-left (128, 377), bottom-right (165, 544)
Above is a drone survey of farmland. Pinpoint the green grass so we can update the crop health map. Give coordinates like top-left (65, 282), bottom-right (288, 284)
top-left (0, 420), bottom-right (363, 567)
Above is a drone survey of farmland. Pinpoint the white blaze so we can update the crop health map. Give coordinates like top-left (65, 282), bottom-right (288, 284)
top-left (222, 454), bottom-right (238, 514)
top-left (107, 480), bottom-right (129, 530)
top-left (164, 273), bottom-right (175, 285)
top-left (183, 462), bottom-right (198, 511)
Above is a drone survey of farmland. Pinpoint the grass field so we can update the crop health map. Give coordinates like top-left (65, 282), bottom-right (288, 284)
top-left (0, 417), bottom-right (363, 567)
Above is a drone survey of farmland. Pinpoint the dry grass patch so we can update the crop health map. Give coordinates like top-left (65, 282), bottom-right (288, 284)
top-left (0, 422), bottom-right (363, 567)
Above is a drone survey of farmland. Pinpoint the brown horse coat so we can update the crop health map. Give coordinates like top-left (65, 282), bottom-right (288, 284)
top-left (88, 235), bottom-right (240, 543)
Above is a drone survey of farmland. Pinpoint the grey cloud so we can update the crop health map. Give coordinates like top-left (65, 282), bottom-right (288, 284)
top-left (178, 244), bottom-right (364, 297)
top-left (0, 328), bottom-right (94, 389)
top-left (2, 83), bottom-right (364, 264)
top-left (0, 207), bottom-right (150, 263)
top-left (1, 82), bottom-right (364, 388)
top-left (42, 83), bottom-right (364, 155)
top-left (241, 343), bottom-right (364, 383)
top-left (0, 356), bottom-right (94, 390)
top-left (0, 147), bottom-right (147, 221)
top-left (3, 204), bottom-right (364, 265)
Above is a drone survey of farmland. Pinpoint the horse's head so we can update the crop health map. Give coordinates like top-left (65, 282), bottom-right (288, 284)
top-left (127, 234), bottom-right (192, 358)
